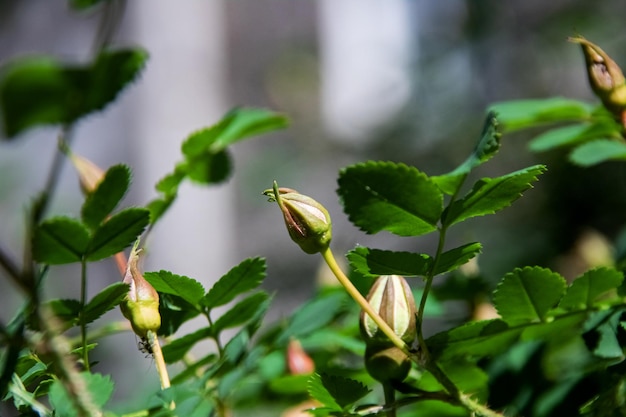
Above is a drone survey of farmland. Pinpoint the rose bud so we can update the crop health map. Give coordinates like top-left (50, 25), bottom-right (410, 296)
top-left (120, 245), bottom-right (161, 338)
top-left (64, 149), bottom-right (106, 194)
top-left (263, 181), bottom-right (332, 254)
top-left (569, 36), bottom-right (626, 114)
top-left (286, 339), bottom-right (315, 375)
top-left (360, 275), bottom-right (417, 347)
top-left (364, 345), bottom-right (411, 383)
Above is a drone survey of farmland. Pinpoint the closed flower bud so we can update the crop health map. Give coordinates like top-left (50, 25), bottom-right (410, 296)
top-left (286, 339), bottom-right (315, 375)
top-left (364, 345), bottom-right (411, 383)
top-left (360, 275), bottom-right (417, 347)
top-left (569, 36), bottom-right (626, 114)
top-left (65, 149), bottom-right (106, 194)
top-left (263, 182), bottom-right (332, 254)
top-left (120, 246), bottom-right (161, 338)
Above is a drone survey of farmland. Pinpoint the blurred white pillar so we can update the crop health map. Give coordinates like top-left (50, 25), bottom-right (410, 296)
top-left (127, 1), bottom-right (233, 284)
top-left (318, 0), bottom-right (414, 144)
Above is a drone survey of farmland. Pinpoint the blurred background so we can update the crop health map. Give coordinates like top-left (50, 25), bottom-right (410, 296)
top-left (2, 0), bottom-right (626, 409)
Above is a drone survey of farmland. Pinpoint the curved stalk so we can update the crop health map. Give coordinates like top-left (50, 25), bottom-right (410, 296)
top-left (320, 247), bottom-right (412, 357)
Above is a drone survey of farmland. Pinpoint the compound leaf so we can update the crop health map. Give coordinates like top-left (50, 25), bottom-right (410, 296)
top-left (338, 161), bottom-right (443, 236)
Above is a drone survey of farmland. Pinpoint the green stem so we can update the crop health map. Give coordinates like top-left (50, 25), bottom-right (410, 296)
top-left (80, 258), bottom-right (89, 371)
top-left (147, 330), bottom-right (175, 410)
top-left (320, 247), bottom-right (412, 357)
top-left (383, 383), bottom-right (397, 417)
top-left (415, 224), bottom-right (449, 362)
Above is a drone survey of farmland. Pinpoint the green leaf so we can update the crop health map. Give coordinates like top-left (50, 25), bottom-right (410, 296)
top-left (569, 139), bottom-right (626, 166)
top-left (48, 372), bottom-right (113, 417)
top-left (211, 292), bottom-right (271, 335)
top-left (319, 373), bottom-right (370, 409)
top-left (559, 267), bottom-right (623, 311)
top-left (203, 257), bottom-right (266, 309)
top-left (157, 293), bottom-right (201, 337)
top-left (443, 165), bottom-right (546, 227)
top-left (86, 208), bottom-right (149, 261)
top-left (146, 194), bottom-right (175, 225)
top-left (0, 49), bottom-right (147, 138)
top-left (307, 373), bottom-right (342, 412)
top-left (427, 319), bottom-right (523, 360)
top-left (434, 242), bottom-right (482, 275)
top-left (69, 0), bottom-right (105, 10)
top-left (433, 112), bottom-right (500, 195)
top-left (278, 291), bottom-right (346, 344)
top-left (144, 270), bottom-right (205, 306)
top-left (155, 168), bottom-right (186, 195)
top-left (185, 149), bottom-right (232, 185)
top-left (493, 266), bottom-right (566, 325)
top-left (528, 120), bottom-right (621, 152)
top-left (81, 164), bottom-right (131, 230)
top-left (583, 309), bottom-right (626, 359)
top-left (488, 98), bottom-right (593, 132)
top-left (338, 161), bottom-right (443, 236)
top-left (161, 327), bottom-right (213, 363)
top-left (33, 217), bottom-right (90, 264)
top-left (181, 108), bottom-right (288, 157)
top-left (84, 282), bottom-right (129, 324)
top-left (46, 299), bottom-right (81, 327)
top-left (347, 247), bottom-right (432, 277)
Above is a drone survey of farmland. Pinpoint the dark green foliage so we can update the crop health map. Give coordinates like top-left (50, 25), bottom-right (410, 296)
top-left (0, 49), bottom-right (147, 138)
top-left (442, 165), bottom-right (546, 227)
top-left (347, 247), bottom-right (432, 277)
top-left (81, 165), bottom-right (131, 230)
top-left (85, 208), bottom-right (150, 261)
top-left (48, 372), bottom-right (113, 417)
top-left (202, 257), bottom-right (266, 309)
top-left (148, 108), bottom-right (288, 225)
top-left (338, 161), bottom-right (443, 236)
top-left (32, 217), bottom-right (90, 264)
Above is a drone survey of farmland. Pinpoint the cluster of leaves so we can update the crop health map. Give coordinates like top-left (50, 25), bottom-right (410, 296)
top-left (489, 38), bottom-right (626, 167)
top-left (287, 112), bottom-right (626, 416)
top-left (490, 98), bottom-right (626, 166)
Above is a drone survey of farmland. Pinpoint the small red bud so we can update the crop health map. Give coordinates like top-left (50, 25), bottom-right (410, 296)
top-left (66, 151), bottom-right (106, 195)
top-left (286, 339), bottom-right (315, 375)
